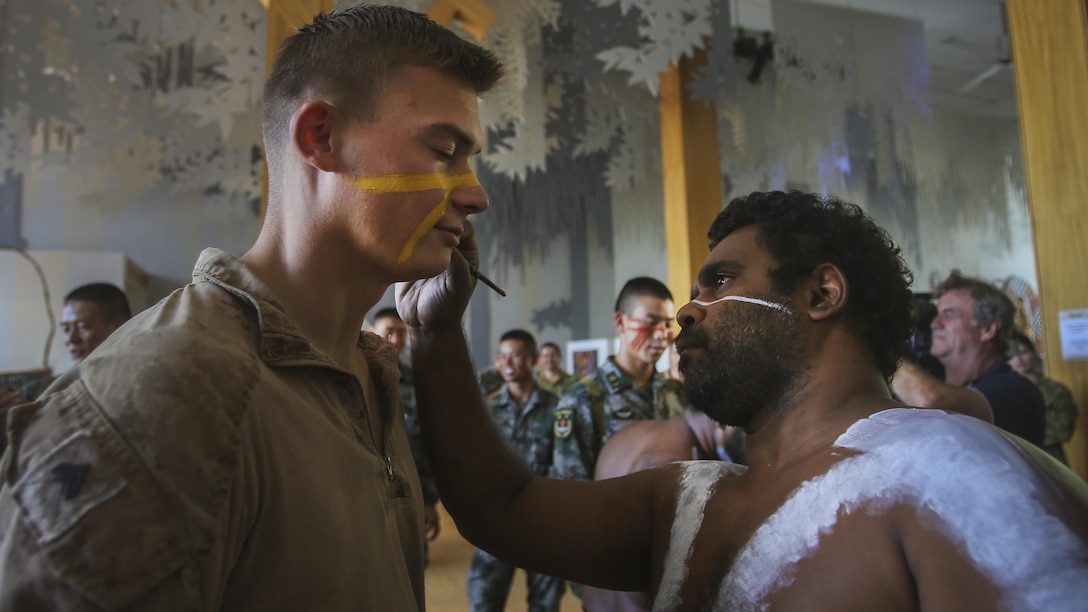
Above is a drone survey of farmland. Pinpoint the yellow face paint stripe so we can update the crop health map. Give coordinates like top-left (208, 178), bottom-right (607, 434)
top-left (350, 172), bottom-right (480, 193)
top-left (398, 194), bottom-right (450, 262)
top-left (347, 172), bottom-right (481, 263)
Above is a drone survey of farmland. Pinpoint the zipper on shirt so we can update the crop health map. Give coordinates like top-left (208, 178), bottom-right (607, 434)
top-left (385, 455), bottom-right (394, 481)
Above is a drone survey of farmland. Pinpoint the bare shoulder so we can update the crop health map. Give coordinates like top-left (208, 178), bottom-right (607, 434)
top-left (840, 409), bottom-right (1088, 608)
top-left (597, 419), bottom-right (709, 479)
top-left (835, 408), bottom-right (1088, 515)
top-left (705, 409), bottom-right (1087, 610)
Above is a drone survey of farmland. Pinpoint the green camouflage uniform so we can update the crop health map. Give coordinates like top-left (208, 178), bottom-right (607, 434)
top-left (1036, 376), bottom-right (1080, 466)
top-left (550, 357), bottom-right (687, 481)
top-left (536, 369), bottom-right (577, 398)
top-left (478, 367), bottom-right (504, 397)
top-left (468, 386), bottom-right (566, 611)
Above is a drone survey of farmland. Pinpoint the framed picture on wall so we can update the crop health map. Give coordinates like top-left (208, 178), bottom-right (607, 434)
top-left (566, 338), bottom-right (611, 379)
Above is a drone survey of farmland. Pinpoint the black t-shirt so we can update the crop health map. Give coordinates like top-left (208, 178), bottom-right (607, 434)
top-left (969, 362), bottom-right (1047, 447)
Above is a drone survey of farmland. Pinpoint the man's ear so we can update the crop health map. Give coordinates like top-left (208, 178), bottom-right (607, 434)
top-left (978, 321), bottom-right (1000, 343)
top-left (613, 310), bottom-right (625, 333)
top-left (291, 100), bottom-right (337, 173)
top-left (806, 263), bottom-right (848, 321)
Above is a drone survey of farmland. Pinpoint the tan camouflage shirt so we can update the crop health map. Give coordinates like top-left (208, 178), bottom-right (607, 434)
top-left (0, 248), bottom-right (425, 611)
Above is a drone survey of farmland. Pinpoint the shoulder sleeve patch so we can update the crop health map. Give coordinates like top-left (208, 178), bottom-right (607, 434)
top-left (8, 382), bottom-right (194, 609)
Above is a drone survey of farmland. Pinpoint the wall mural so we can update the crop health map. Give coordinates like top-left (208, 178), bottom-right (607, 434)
top-left (0, 0), bottom-right (265, 245)
top-left (2, 0), bottom-right (1036, 367)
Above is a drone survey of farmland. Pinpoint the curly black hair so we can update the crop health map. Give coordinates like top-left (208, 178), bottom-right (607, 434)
top-left (708, 191), bottom-right (915, 381)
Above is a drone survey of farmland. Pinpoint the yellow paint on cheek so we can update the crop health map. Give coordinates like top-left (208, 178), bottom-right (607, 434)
top-left (348, 172), bottom-right (481, 263)
top-left (399, 193), bottom-right (452, 263)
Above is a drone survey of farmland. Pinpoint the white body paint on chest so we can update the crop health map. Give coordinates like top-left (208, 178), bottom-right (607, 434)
top-left (709, 409), bottom-right (1088, 611)
top-left (652, 461), bottom-right (748, 611)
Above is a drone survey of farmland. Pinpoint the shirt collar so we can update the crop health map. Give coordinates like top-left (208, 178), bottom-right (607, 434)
top-left (191, 248), bottom-right (398, 374)
top-left (599, 356), bottom-right (664, 392)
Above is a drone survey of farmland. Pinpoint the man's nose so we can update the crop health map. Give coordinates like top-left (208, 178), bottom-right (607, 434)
top-left (677, 301), bottom-right (706, 329)
top-left (450, 183), bottom-right (488, 215)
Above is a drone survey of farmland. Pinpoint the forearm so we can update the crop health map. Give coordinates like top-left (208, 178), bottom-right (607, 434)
top-left (892, 361), bottom-right (993, 422)
top-left (409, 327), bottom-right (535, 545)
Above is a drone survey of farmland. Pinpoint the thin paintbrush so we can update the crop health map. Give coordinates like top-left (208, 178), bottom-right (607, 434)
top-left (468, 265), bottom-right (507, 297)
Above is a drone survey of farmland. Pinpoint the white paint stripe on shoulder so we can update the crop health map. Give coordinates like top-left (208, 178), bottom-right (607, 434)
top-left (716, 408), bottom-right (1088, 610)
top-left (653, 461), bottom-right (745, 611)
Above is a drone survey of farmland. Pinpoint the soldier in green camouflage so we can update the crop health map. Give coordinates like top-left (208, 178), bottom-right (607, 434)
top-left (468, 329), bottom-right (566, 612)
top-left (550, 277), bottom-right (687, 482)
top-left (535, 341), bottom-right (578, 397)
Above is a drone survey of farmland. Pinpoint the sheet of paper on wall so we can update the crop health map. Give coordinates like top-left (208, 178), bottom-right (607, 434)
top-left (1058, 309), bottom-right (1088, 360)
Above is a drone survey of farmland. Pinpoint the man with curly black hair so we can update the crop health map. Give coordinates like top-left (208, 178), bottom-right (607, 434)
top-left (403, 190), bottom-right (1088, 610)
top-left (679, 191), bottom-right (917, 430)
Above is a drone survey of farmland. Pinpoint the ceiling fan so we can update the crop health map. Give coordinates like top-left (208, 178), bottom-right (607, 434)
top-left (957, 2), bottom-right (1012, 95)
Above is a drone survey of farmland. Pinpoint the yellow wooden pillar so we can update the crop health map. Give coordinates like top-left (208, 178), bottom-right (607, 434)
top-left (259, 0), bottom-right (332, 221)
top-left (263, 0), bottom-right (333, 78)
top-left (428, 0), bottom-right (496, 40)
top-left (1008, 0), bottom-right (1088, 479)
top-left (659, 48), bottom-right (724, 307)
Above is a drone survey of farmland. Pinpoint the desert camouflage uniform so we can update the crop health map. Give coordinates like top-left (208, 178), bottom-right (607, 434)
top-left (0, 248), bottom-right (425, 610)
top-left (399, 362), bottom-right (439, 507)
top-left (1036, 376), bottom-right (1080, 465)
top-left (398, 362), bottom-right (440, 565)
top-left (467, 386), bottom-right (565, 611)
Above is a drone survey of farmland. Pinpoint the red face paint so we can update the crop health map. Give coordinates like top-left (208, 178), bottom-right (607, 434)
top-left (625, 318), bottom-right (675, 351)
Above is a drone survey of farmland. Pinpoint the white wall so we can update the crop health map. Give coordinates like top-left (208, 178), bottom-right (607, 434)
top-left (0, 249), bottom-right (149, 375)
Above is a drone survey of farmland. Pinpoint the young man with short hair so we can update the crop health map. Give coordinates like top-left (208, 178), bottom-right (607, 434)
top-left (0, 6), bottom-right (502, 609)
top-left (60, 282), bottom-right (132, 365)
top-left (550, 277), bottom-right (687, 481)
top-left (469, 329), bottom-right (566, 612)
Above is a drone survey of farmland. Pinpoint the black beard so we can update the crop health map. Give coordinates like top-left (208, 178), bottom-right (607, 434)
top-left (678, 300), bottom-right (805, 431)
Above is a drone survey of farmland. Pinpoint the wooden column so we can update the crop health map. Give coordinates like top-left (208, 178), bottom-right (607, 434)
top-left (659, 48), bottom-right (724, 308)
top-left (428, 0), bottom-right (496, 40)
top-left (260, 0), bottom-right (332, 221)
top-left (263, 0), bottom-right (333, 83)
top-left (1008, 0), bottom-right (1088, 479)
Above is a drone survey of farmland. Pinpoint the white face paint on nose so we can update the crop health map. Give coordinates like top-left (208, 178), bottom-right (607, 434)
top-left (690, 295), bottom-right (792, 314)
